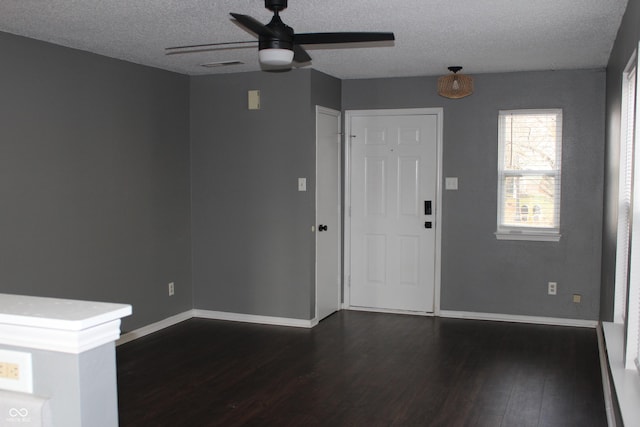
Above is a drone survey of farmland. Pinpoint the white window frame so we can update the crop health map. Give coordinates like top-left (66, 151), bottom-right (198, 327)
top-left (496, 109), bottom-right (562, 242)
top-left (614, 52), bottom-right (637, 326)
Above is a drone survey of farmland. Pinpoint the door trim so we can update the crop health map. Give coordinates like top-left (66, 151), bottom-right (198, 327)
top-left (344, 108), bottom-right (443, 315)
top-left (315, 106), bottom-right (342, 322)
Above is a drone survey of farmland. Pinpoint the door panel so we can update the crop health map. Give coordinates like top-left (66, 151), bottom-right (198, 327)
top-left (399, 235), bottom-right (419, 285)
top-left (366, 158), bottom-right (386, 215)
top-left (399, 157), bottom-right (419, 215)
top-left (366, 234), bottom-right (386, 283)
top-left (349, 113), bottom-right (438, 313)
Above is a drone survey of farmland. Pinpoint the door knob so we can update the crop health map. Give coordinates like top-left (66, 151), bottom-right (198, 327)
top-left (319, 224), bottom-right (328, 232)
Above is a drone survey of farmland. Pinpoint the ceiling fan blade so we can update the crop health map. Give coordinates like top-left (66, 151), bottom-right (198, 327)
top-left (293, 45), bottom-right (312, 63)
top-left (230, 13), bottom-right (276, 37)
top-left (294, 32), bottom-right (395, 45)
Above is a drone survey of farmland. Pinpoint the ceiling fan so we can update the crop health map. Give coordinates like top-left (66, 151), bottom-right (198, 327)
top-left (166, 0), bottom-right (395, 69)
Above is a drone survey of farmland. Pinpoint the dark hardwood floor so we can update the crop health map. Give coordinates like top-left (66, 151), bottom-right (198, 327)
top-left (116, 311), bottom-right (607, 427)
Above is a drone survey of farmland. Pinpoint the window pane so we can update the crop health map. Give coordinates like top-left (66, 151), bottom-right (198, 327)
top-left (502, 113), bottom-right (559, 171)
top-left (501, 175), bottom-right (557, 228)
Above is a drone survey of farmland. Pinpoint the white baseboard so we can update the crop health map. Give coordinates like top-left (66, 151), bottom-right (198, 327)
top-left (117, 310), bottom-right (194, 346)
top-left (193, 309), bottom-right (316, 328)
top-left (117, 309), bottom-right (317, 346)
top-left (118, 309), bottom-right (596, 349)
top-left (346, 306), bottom-right (434, 317)
top-left (439, 310), bottom-right (598, 328)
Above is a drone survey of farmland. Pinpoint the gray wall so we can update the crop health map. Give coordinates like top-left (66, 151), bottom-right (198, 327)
top-left (0, 32), bottom-right (192, 331)
top-left (190, 69), bottom-right (340, 320)
top-left (311, 70), bottom-right (343, 112)
top-left (0, 25), bottom-right (611, 327)
top-left (601, 0), bottom-right (640, 321)
top-left (343, 70), bottom-right (606, 320)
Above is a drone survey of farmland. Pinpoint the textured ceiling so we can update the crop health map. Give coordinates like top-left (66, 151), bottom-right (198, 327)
top-left (0, 0), bottom-right (629, 79)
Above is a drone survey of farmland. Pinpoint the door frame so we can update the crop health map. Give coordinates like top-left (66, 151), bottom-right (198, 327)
top-left (315, 106), bottom-right (342, 322)
top-left (343, 108), bottom-right (443, 315)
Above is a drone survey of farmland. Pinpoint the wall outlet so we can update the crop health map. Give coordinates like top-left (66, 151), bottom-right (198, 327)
top-left (573, 294), bottom-right (582, 303)
top-left (0, 350), bottom-right (33, 393)
top-left (548, 282), bottom-right (557, 295)
top-left (168, 282), bottom-right (175, 296)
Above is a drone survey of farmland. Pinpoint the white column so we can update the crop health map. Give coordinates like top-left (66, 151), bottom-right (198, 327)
top-left (0, 294), bottom-right (131, 427)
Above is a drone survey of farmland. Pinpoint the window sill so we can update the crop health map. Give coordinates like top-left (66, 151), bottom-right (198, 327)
top-left (602, 322), bottom-right (640, 427)
top-left (495, 231), bottom-right (561, 242)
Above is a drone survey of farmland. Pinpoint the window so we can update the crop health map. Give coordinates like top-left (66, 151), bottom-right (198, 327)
top-left (496, 109), bottom-right (562, 241)
top-left (616, 51), bottom-right (640, 373)
top-left (605, 48), bottom-right (640, 427)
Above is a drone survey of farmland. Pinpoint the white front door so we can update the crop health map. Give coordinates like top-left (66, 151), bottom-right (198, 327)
top-left (316, 106), bottom-right (341, 321)
top-left (347, 109), bottom-right (441, 313)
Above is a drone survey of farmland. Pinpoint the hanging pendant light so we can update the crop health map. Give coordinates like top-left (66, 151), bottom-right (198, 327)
top-left (437, 66), bottom-right (474, 99)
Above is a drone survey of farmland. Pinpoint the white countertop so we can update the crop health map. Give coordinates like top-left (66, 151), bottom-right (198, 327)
top-left (0, 293), bottom-right (132, 331)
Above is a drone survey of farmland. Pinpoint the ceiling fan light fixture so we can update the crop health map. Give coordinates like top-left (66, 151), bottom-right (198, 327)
top-left (438, 66), bottom-right (473, 99)
top-left (258, 48), bottom-right (294, 66)
top-left (169, 1), bottom-right (395, 71)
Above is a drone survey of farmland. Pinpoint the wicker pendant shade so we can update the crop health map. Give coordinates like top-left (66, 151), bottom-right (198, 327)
top-left (437, 66), bottom-right (473, 99)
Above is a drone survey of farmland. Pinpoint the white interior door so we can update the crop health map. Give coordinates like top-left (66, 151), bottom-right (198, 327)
top-left (316, 106), bottom-right (341, 321)
top-left (347, 110), bottom-right (441, 313)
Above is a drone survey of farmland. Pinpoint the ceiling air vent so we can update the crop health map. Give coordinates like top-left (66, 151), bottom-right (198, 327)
top-left (200, 60), bottom-right (244, 68)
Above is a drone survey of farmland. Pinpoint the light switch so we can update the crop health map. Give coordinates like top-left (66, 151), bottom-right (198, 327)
top-left (298, 178), bottom-right (307, 191)
top-left (248, 90), bottom-right (260, 110)
top-left (445, 177), bottom-right (459, 190)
